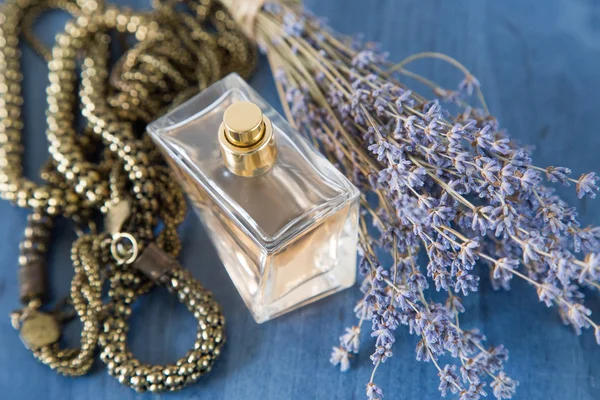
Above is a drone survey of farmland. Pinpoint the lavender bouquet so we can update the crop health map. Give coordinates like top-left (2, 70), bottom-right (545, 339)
top-left (218, 1), bottom-right (600, 399)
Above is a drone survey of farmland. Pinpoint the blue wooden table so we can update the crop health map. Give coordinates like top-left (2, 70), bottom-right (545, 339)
top-left (0, 0), bottom-right (599, 399)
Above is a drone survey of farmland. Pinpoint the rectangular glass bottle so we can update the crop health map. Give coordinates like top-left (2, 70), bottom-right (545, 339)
top-left (148, 73), bottom-right (359, 323)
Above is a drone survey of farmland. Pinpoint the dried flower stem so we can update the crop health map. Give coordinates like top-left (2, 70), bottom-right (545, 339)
top-left (237, 1), bottom-right (600, 399)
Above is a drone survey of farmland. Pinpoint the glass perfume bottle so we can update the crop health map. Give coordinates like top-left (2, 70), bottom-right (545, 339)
top-left (148, 73), bottom-right (359, 323)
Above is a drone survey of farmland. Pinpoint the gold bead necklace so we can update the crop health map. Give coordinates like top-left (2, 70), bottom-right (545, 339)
top-left (1, 0), bottom-right (256, 392)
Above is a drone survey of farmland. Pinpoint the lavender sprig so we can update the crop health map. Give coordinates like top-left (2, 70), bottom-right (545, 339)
top-left (245, 1), bottom-right (600, 398)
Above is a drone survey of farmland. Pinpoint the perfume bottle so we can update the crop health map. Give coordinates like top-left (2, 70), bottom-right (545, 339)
top-left (148, 73), bottom-right (359, 323)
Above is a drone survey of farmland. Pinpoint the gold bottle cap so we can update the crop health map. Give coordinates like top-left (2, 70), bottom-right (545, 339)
top-left (219, 101), bottom-right (277, 177)
top-left (223, 101), bottom-right (265, 147)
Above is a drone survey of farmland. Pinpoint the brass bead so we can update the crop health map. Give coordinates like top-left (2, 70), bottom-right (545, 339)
top-left (1, 0), bottom-right (244, 391)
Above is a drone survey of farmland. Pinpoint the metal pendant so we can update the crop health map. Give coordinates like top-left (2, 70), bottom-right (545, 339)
top-left (19, 311), bottom-right (60, 350)
top-left (104, 198), bottom-right (132, 235)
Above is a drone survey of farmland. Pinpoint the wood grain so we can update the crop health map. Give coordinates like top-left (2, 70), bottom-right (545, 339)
top-left (0, 0), bottom-right (598, 399)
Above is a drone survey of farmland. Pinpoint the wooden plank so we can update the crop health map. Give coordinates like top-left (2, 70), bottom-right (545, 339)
top-left (0, 0), bottom-right (597, 398)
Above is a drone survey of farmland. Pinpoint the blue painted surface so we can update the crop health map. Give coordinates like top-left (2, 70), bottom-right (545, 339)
top-left (0, 0), bottom-right (599, 399)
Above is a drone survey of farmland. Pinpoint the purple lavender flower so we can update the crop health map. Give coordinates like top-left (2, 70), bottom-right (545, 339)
top-left (521, 234), bottom-right (544, 263)
top-left (330, 346), bottom-right (351, 372)
top-left (460, 359), bottom-right (480, 385)
top-left (545, 166), bottom-right (571, 185)
top-left (340, 326), bottom-right (361, 353)
top-left (537, 283), bottom-right (559, 307)
top-left (258, 4), bottom-right (600, 399)
top-left (370, 344), bottom-right (393, 364)
top-left (485, 346), bottom-right (509, 373)
top-left (415, 339), bottom-right (432, 362)
top-left (567, 303), bottom-right (591, 329)
top-left (282, 12), bottom-right (306, 37)
top-left (491, 372), bottom-right (518, 399)
top-left (459, 74), bottom-right (480, 96)
top-left (458, 239), bottom-right (480, 267)
top-left (352, 50), bottom-right (384, 69)
top-left (579, 253), bottom-right (600, 283)
top-left (491, 258), bottom-right (518, 290)
top-left (366, 383), bottom-right (383, 400)
top-left (446, 295), bottom-right (466, 314)
top-left (455, 272), bottom-right (479, 295)
top-left (459, 383), bottom-right (487, 400)
top-left (438, 365), bottom-right (461, 396)
top-left (550, 254), bottom-right (576, 286)
top-left (374, 266), bottom-right (389, 282)
top-left (372, 327), bottom-right (395, 347)
top-left (576, 172), bottom-right (598, 199)
top-left (518, 168), bottom-right (542, 192)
